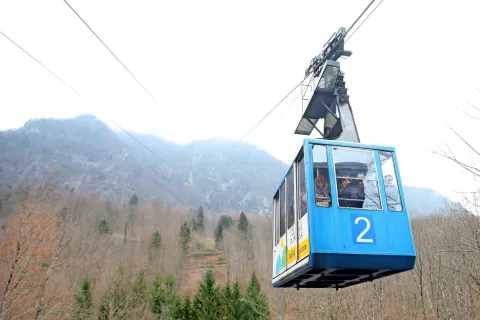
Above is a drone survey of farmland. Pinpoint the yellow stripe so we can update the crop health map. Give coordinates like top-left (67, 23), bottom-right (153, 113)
top-left (298, 238), bottom-right (310, 260)
top-left (287, 245), bottom-right (297, 265)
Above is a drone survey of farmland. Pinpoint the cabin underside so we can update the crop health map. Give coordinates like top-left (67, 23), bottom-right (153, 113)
top-left (275, 267), bottom-right (404, 289)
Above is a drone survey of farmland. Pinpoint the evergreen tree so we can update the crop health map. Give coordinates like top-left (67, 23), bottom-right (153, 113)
top-left (164, 275), bottom-right (181, 318)
top-left (244, 272), bottom-right (269, 319)
top-left (127, 194), bottom-right (138, 233)
top-left (238, 211), bottom-right (250, 235)
top-left (97, 298), bottom-right (109, 320)
top-left (238, 211), bottom-right (254, 259)
top-left (149, 275), bottom-right (166, 316)
top-left (132, 269), bottom-right (148, 306)
top-left (149, 230), bottom-right (163, 267)
top-left (222, 282), bottom-right (233, 318)
top-left (149, 274), bottom-right (181, 318)
top-left (72, 278), bottom-right (93, 319)
top-left (192, 270), bottom-right (223, 319)
top-left (219, 215), bottom-right (233, 230)
top-left (97, 265), bottom-right (147, 319)
top-left (179, 222), bottom-right (191, 256)
top-left (191, 217), bottom-right (198, 231)
top-left (98, 218), bottom-right (109, 235)
top-left (214, 222), bottom-right (224, 248)
top-left (98, 265), bottom-right (128, 319)
top-left (150, 230), bottom-right (162, 251)
top-left (223, 281), bottom-right (246, 320)
top-left (230, 280), bottom-right (245, 320)
top-left (171, 297), bottom-right (183, 320)
top-left (196, 206), bottom-right (205, 232)
top-left (176, 297), bottom-right (194, 320)
top-left (123, 221), bottom-right (128, 245)
top-left (219, 280), bottom-right (247, 320)
top-left (129, 193), bottom-right (139, 206)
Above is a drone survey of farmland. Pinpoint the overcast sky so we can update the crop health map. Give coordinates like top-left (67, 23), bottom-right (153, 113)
top-left (1, 0), bottom-right (479, 203)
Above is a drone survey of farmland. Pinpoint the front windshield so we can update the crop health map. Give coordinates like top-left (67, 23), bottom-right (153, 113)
top-left (332, 147), bottom-right (382, 210)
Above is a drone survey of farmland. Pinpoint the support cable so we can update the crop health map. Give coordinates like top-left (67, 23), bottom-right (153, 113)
top-left (0, 29), bottom-right (180, 174)
top-left (242, 93), bottom-right (301, 161)
top-left (346, 0), bottom-right (376, 35)
top-left (226, 0), bottom-right (382, 154)
top-left (345, 0), bottom-right (385, 43)
top-left (62, 0), bottom-right (202, 149)
top-left (226, 79), bottom-right (304, 154)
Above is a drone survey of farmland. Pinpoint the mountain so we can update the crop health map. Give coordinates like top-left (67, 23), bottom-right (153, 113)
top-left (403, 186), bottom-right (460, 217)
top-left (0, 114), bottom-right (457, 216)
top-left (0, 115), bottom-right (285, 214)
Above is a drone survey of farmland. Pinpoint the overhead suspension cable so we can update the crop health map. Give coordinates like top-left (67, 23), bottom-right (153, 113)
top-left (346, 0), bottom-right (376, 35)
top-left (242, 93), bottom-right (301, 161)
top-left (0, 29), bottom-right (180, 174)
top-left (345, 0), bottom-right (385, 43)
top-left (62, 0), bottom-right (202, 150)
top-left (226, 79), bottom-right (304, 154)
top-left (226, 0), bottom-right (382, 154)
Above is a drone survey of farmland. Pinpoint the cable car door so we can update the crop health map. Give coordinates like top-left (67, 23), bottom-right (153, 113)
top-left (286, 167), bottom-right (297, 269)
top-left (273, 184), bottom-right (287, 278)
top-left (297, 154), bottom-right (309, 262)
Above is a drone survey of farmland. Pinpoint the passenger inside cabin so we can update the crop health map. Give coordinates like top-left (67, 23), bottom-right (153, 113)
top-left (337, 177), bottom-right (365, 208)
top-left (300, 184), bottom-right (308, 216)
top-left (314, 171), bottom-right (331, 207)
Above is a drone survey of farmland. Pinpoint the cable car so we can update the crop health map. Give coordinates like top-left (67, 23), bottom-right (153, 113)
top-left (271, 27), bottom-right (416, 289)
top-left (271, 139), bottom-right (416, 289)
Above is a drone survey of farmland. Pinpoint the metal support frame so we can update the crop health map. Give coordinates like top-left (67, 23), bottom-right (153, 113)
top-left (295, 23), bottom-right (361, 143)
top-left (307, 118), bottom-right (324, 137)
top-left (294, 66), bottom-right (361, 144)
top-left (320, 100), bottom-right (339, 121)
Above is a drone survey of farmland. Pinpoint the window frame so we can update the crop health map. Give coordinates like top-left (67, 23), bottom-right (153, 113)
top-left (279, 179), bottom-right (286, 238)
top-left (273, 192), bottom-right (280, 246)
top-left (331, 146), bottom-right (383, 211)
top-left (286, 167), bottom-right (295, 230)
top-left (378, 151), bottom-right (404, 212)
top-left (296, 153), bottom-right (308, 219)
top-left (311, 144), bottom-right (332, 208)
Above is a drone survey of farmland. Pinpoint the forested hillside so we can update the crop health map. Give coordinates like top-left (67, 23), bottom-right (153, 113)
top-left (0, 114), bottom-right (476, 319)
top-left (0, 177), bottom-right (479, 319)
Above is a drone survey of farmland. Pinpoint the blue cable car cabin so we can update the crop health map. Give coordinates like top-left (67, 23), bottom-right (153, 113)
top-left (271, 138), bottom-right (416, 289)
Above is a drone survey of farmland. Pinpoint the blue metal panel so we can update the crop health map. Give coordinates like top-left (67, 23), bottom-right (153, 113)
top-left (305, 138), bottom-right (396, 152)
top-left (393, 150), bottom-right (409, 214)
top-left (388, 151), bottom-right (417, 256)
top-left (310, 253), bottom-right (416, 270)
top-left (303, 139), bottom-right (415, 267)
top-left (303, 139), bottom-right (316, 269)
top-left (306, 145), bottom-right (338, 261)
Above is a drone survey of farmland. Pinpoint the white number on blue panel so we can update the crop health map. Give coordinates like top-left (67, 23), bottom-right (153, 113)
top-left (351, 215), bottom-right (376, 244)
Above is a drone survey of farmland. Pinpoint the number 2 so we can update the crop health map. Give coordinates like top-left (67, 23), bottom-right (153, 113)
top-left (355, 216), bottom-right (373, 243)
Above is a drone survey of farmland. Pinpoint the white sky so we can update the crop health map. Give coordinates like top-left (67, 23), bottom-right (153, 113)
top-left (1, 0), bottom-right (479, 203)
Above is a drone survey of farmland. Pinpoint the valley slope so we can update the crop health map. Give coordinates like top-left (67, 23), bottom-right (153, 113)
top-left (0, 114), bottom-right (456, 216)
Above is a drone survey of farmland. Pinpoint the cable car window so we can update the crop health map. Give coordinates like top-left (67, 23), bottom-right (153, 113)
top-left (279, 183), bottom-right (286, 238)
top-left (298, 154), bottom-right (307, 218)
top-left (311, 145), bottom-right (332, 207)
top-left (286, 168), bottom-right (295, 229)
top-left (379, 151), bottom-right (403, 211)
top-left (274, 193), bottom-right (280, 245)
top-left (333, 147), bottom-right (382, 210)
